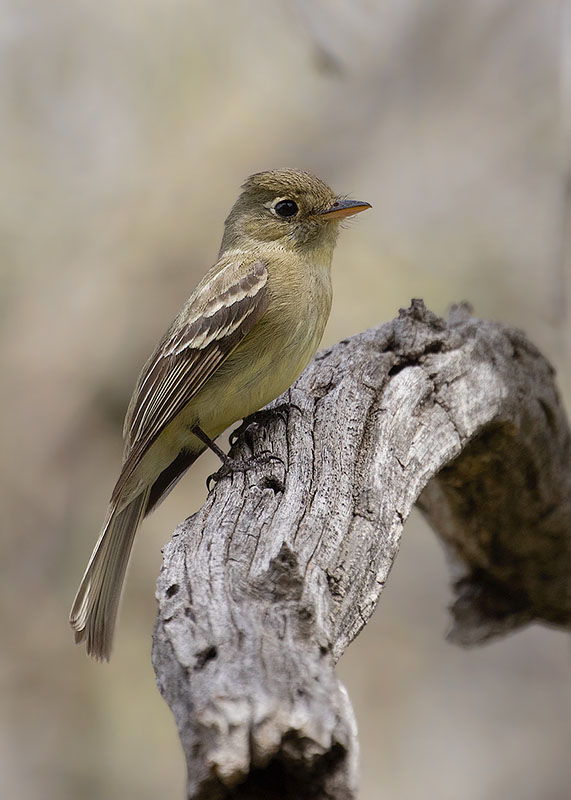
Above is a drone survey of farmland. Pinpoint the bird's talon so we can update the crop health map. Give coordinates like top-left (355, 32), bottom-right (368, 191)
top-left (206, 451), bottom-right (284, 491)
top-left (255, 451), bottom-right (285, 469)
top-left (228, 404), bottom-right (299, 448)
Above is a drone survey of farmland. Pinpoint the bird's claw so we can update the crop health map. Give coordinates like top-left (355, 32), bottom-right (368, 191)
top-left (206, 451), bottom-right (285, 491)
top-left (229, 402), bottom-right (300, 447)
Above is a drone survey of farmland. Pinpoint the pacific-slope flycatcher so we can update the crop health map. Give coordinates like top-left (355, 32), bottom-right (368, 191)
top-left (70, 168), bottom-right (370, 660)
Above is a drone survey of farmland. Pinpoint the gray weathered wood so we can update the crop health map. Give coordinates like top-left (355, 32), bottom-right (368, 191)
top-left (152, 300), bottom-right (571, 800)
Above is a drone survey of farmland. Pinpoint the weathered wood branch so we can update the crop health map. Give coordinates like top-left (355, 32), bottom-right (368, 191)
top-left (152, 300), bottom-right (571, 800)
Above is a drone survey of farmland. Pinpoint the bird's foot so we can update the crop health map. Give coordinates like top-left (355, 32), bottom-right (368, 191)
top-left (229, 402), bottom-right (301, 447)
top-left (206, 451), bottom-right (285, 491)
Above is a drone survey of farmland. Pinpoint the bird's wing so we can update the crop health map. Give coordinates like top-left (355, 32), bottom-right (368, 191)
top-left (112, 260), bottom-right (269, 499)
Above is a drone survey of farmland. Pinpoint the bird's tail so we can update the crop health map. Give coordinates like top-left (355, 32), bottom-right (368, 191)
top-left (69, 488), bottom-right (150, 661)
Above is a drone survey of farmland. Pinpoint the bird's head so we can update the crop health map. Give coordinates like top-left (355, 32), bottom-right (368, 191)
top-left (220, 168), bottom-right (370, 258)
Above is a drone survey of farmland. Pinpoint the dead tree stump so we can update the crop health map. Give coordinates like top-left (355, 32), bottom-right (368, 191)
top-left (152, 300), bottom-right (571, 800)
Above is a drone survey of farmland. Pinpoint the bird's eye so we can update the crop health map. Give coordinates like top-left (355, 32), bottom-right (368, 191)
top-left (273, 199), bottom-right (298, 218)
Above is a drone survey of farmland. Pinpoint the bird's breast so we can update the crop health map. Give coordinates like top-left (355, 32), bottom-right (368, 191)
top-left (194, 261), bottom-right (332, 437)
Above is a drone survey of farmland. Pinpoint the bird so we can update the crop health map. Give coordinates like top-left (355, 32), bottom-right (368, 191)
top-left (70, 168), bottom-right (370, 660)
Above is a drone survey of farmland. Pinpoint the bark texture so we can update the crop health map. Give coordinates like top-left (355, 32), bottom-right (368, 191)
top-left (152, 300), bottom-right (571, 800)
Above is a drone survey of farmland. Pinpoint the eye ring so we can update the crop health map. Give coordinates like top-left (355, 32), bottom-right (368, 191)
top-left (273, 199), bottom-right (298, 218)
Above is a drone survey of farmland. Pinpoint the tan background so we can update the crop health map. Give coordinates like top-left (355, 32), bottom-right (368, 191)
top-left (1, 1), bottom-right (570, 798)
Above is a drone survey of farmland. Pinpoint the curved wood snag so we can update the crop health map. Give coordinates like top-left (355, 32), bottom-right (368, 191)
top-left (153, 300), bottom-right (571, 799)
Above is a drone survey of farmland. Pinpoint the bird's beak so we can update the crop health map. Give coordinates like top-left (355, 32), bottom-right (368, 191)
top-left (317, 199), bottom-right (372, 220)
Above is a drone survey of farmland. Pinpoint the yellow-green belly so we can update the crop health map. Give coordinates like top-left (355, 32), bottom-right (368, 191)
top-left (125, 283), bottom-right (331, 498)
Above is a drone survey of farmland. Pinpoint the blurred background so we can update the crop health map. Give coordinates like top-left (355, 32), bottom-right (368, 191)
top-left (2, 1), bottom-right (570, 798)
